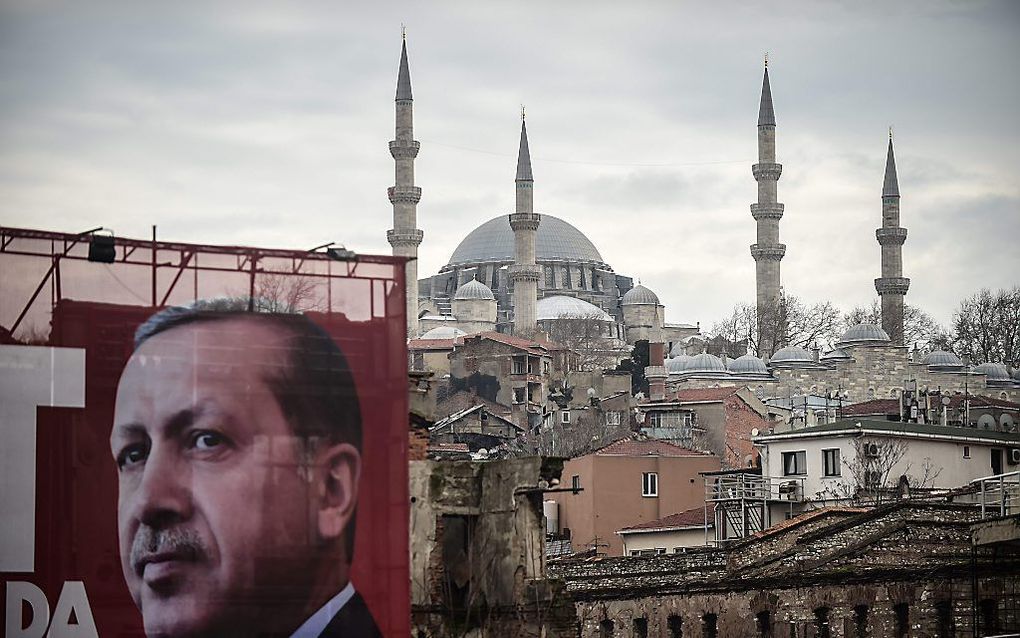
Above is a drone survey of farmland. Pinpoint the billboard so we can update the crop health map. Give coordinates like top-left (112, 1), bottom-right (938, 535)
top-left (1, 228), bottom-right (409, 637)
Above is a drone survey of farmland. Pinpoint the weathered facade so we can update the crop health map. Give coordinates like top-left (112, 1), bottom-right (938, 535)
top-left (410, 457), bottom-right (577, 637)
top-left (554, 502), bottom-right (1020, 638)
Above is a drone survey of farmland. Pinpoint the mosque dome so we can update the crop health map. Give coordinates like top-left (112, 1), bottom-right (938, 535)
top-left (769, 345), bottom-right (814, 366)
top-left (443, 214), bottom-right (608, 269)
top-left (685, 352), bottom-right (727, 374)
top-left (420, 326), bottom-right (467, 340)
top-left (621, 284), bottom-right (660, 306)
top-left (666, 355), bottom-right (691, 373)
top-left (838, 323), bottom-right (891, 346)
top-left (821, 347), bottom-right (851, 361)
top-left (453, 279), bottom-right (495, 301)
top-left (536, 295), bottom-right (614, 321)
top-left (975, 362), bottom-right (1010, 381)
top-left (921, 350), bottom-right (963, 369)
top-left (728, 354), bottom-right (768, 375)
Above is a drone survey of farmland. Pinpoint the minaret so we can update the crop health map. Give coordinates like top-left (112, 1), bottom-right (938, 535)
top-left (387, 31), bottom-right (423, 337)
top-left (875, 130), bottom-right (909, 345)
top-left (750, 56), bottom-right (786, 354)
top-left (508, 108), bottom-right (541, 335)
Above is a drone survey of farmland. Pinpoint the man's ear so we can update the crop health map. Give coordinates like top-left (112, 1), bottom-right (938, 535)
top-left (316, 443), bottom-right (361, 541)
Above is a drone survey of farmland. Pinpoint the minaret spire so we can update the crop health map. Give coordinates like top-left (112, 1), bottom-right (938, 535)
top-left (750, 59), bottom-right (786, 356)
top-left (387, 32), bottom-right (423, 336)
top-left (875, 130), bottom-right (909, 345)
top-left (508, 110), bottom-right (541, 335)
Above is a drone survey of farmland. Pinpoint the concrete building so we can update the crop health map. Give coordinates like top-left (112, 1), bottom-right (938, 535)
top-left (617, 504), bottom-right (715, 556)
top-left (548, 438), bottom-right (720, 557)
top-left (387, 35), bottom-right (424, 337)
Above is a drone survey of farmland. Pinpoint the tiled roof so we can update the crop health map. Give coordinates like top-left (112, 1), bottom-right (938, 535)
top-left (464, 331), bottom-right (567, 354)
top-left (744, 506), bottom-right (868, 543)
top-left (675, 387), bottom-right (741, 403)
top-left (594, 437), bottom-right (705, 457)
top-left (619, 504), bottom-right (716, 533)
top-left (408, 337), bottom-right (461, 350)
top-left (843, 398), bottom-right (899, 416)
top-left (436, 390), bottom-right (510, 419)
top-left (948, 394), bottom-right (1020, 410)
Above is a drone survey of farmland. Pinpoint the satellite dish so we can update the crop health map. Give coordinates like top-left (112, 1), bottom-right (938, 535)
top-left (751, 427), bottom-right (760, 437)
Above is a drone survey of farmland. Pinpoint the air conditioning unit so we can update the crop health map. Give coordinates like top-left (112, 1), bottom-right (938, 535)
top-left (778, 481), bottom-right (800, 500)
top-left (864, 442), bottom-right (880, 458)
top-left (1009, 448), bottom-right (1020, 466)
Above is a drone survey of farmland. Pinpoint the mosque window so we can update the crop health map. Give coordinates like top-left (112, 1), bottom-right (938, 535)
top-left (580, 266), bottom-right (587, 289)
top-left (545, 266), bottom-right (554, 288)
top-left (562, 266), bottom-right (571, 288)
top-left (593, 273), bottom-right (600, 292)
top-left (492, 266), bottom-right (499, 291)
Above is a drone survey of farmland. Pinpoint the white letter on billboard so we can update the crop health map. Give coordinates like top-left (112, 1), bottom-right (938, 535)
top-left (5, 581), bottom-right (50, 638)
top-left (46, 581), bottom-right (98, 638)
top-left (0, 346), bottom-right (86, 572)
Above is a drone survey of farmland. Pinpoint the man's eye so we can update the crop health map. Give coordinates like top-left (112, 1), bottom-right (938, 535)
top-left (117, 444), bottom-right (148, 469)
top-left (192, 431), bottom-right (225, 451)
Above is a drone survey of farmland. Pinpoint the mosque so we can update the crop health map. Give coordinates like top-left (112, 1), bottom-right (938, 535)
top-left (385, 36), bottom-right (1020, 406)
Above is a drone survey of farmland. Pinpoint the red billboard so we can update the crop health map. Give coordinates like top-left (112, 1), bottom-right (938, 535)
top-left (1, 228), bottom-right (409, 637)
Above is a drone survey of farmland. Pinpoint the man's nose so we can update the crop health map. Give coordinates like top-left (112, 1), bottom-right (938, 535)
top-left (132, 444), bottom-right (193, 528)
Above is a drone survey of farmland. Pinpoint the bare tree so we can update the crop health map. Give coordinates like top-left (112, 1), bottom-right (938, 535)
top-left (542, 311), bottom-right (622, 372)
top-left (844, 299), bottom-right (952, 351)
top-left (814, 437), bottom-right (942, 505)
top-left (710, 294), bottom-right (842, 358)
top-left (251, 272), bottom-right (323, 313)
top-left (500, 410), bottom-right (630, 459)
top-left (951, 286), bottom-right (1020, 366)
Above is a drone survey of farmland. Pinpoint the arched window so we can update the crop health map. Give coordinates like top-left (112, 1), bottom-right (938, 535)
top-left (562, 266), bottom-right (571, 289)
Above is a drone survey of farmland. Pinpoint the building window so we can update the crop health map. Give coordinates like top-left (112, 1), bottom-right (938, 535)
top-left (853, 605), bottom-right (869, 638)
top-left (571, 475), bottom-right (580, 492)
top-left (642, 472), bottom-right (658, 497)
top-left (756, 610), bottom-right (772, 638)
top-left (701, 613), bottom-right (718, 638)
top-left (782, 451), bottom-right (807, 476)
top-left (893, 603), bottom-right (909, 638)
top-left (545, 266), bottom-right (554, 288)
top-left (600, 619), bottom-right (614, 638)
top-left (580, 266), bottom-right (587, 289)
top-left (633, 618), bottom-right (648, 638)
top-left (980, 599), bottom-right (999, 635)
top-left (935, 601), bottom-right (953, 638)
top-left (513, 356), bottom-right (527, 374)
top-left (561, 410), bottom-right (571, 424)
top-left (963, 446), bottom-right (970, 459)
top-left (562, 266), bottom-right (571, 288)
top-left (814, 607), bottom-right (831, 638)
top-left (513, 388), bottom-right (525, 404)
top-left (667, 615), bottom-right (683, 638)
top-left (648, 412), bottom-right (664, 428)
top-left (822, 448), bottom-right (841, 477)
top-left (605, 411), bottom-right (621, 426)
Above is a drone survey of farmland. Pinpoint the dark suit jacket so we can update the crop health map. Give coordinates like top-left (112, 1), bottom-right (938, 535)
top-left (318, 591), bottom-right (382, 638)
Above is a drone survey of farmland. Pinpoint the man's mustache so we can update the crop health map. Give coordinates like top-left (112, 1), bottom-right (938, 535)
top-left (130, 526), bottom-right (208, 574)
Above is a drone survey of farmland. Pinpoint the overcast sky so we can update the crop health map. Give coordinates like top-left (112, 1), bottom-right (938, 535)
top-left (1, 0), bottom-right (1017, 329)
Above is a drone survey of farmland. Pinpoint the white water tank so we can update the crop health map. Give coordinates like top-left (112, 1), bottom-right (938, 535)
top-left (543, 500), bottom-right (559, 535)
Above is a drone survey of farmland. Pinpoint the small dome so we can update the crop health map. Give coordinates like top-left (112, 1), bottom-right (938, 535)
top-left (453, 279), bottom-right (495, 301)
top-left (669, 342), bottom-right (687, 358)
top-left (728, 354), bottom-right (768, 375)
top-left (922, 350), bottom-right (963, 369)
top-left (420, 326), bottom-right (468, 340)
top-left (821, 347), bottom-right (851, 361)
top-left (770, 345), bottom-right (814, 365)
top-left (621, 284), bottom-right (660, 306)
top-left (537, 295), bottom-right (613, 321)
top-left (667, 355), bottom-right (692, 373)
top-left (685, 352), bottom-right (727, 374)
top-left (839, 323), bottom-right (891, 346)
top-left (975, 362), bottom-right (1010, 381)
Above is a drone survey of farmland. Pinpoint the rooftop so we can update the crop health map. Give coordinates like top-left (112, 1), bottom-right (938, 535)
top-left (594, 437), bottom-right (707, 458)
top-left (757, 418), bottom-right (1020, 444)
top-left (618, 503), bottom-right (717, 534)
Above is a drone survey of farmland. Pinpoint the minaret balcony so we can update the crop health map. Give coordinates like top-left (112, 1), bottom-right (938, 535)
top-left (875, 227), bottom-right (907, 245)
top-left (508, 264), bottom-right (541, 282)
top-left (509, 212), bottom-right (541, 231)
top-left (752, 163), bottom-right (783, 181)
top-left (387, 229), bottom-right (424, 247)
top-left (875, 277), bottom-right (910, 295)
top-left (389, 140), bottom-right (420, 160)
top-left (388, 186), bottom-right (422, 204)
top-left (750, 203), bottom-right (785, 221)
top-left (750, 243), bottom-right (787, 261)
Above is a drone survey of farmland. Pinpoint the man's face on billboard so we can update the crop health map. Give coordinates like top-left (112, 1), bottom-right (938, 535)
top-left (110, 319), bottom-right (356, 637)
